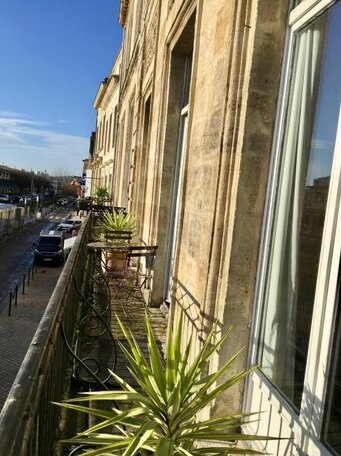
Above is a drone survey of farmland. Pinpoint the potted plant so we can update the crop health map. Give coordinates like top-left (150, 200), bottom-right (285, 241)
top-left (78, 196), bottom-right (93, 211)
top-left (97, 211), bottom-right (136, 274)
top-left (94, 186), bottom-right (111, 206)
top-left (55, 311), bottom-right (275, 455)
top-left (97, 210), bottom-right (136, 240)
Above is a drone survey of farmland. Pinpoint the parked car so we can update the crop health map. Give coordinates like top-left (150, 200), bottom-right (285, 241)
top-left (33, 230), bottom-right (66, 266)
top-left (0, 194), bottom-right (11, 203)
top-left (57, 219), bottom-right (82, 233)
top-left (10, 195), bottom-right (22, 204)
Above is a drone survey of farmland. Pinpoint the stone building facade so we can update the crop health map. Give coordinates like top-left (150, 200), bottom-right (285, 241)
top-left (113, 0), bottom-right (285, 412)
top-left (90, 51), bottom-right (121, 198)
top-left (90, 0), bottom-right (341, 454)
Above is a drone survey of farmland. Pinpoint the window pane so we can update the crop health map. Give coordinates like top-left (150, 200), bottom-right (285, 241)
top-left (322, 282), bottom-right (341, 453)
top-left (259, 3), bottom-right (341, 409)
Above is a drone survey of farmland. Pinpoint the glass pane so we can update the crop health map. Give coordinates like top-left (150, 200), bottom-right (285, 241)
top-left (322, 281), bottom-right (341, 453)
top-left (259, 3), bottom-right (341, 409)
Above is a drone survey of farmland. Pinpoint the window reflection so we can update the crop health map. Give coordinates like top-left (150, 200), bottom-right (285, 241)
top-left (259, 2), bottom-right (341, 417)
top-left (322, 283), bottom-right (341, 453)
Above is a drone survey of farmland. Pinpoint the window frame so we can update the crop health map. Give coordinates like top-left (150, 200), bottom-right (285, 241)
top-left (246, 0), bottom-right (341, 451)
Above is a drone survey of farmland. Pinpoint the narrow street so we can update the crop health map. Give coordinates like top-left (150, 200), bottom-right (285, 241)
top-left (0, 208), bottom-right (70, 311)
top-left (0, 208), bottom-right (73, 409)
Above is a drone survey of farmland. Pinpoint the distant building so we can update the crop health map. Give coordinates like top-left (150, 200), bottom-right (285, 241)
top-left (90, 51), bottom-right (122, 199)
top-left (0, 165), bottom-right (17, 193)
top-left (0, 164), bottom-right (51, 195)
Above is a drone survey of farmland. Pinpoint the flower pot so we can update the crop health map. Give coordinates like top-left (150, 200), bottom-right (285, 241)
top-left (104, 249), bottom-right (128, 276)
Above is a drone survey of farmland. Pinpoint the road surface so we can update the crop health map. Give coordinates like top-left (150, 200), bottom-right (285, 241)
top-left (0, 207), bottom-right (75, 409)
top-left (0, 208), bottom-right (71, 313)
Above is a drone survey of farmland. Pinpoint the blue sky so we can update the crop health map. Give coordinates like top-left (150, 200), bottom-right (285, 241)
top-left (0, 0), bottom-right (122, 175)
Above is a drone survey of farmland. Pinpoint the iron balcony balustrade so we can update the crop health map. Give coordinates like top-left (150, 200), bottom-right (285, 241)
top-left (0, 212), bottom-right (94, 456)
top-left (0, 210), bottom-right (160, 455)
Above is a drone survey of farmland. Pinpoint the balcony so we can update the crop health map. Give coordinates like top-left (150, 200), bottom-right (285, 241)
top-left (0, 211), bottom-right (167, 456)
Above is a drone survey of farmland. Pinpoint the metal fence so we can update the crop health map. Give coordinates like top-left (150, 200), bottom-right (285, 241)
top-left (0, 212), bottom-right (93, 456)
top-left (7, 263), bottom-right (37, 316)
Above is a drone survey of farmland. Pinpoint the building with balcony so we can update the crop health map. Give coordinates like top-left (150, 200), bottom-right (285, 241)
top-left (90, 51), bottom-right (122, 197)
top-left (1, 0), bottom-right (341, 455)
top-left (109, 0), bottom-right (341, 454)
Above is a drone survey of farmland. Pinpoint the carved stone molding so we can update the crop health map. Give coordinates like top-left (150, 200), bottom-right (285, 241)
top-left (144, 9), bottom-right (159, 75)
top-left (119, 0), bottom-right (130, 26)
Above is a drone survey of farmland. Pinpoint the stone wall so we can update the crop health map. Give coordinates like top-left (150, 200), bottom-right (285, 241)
top-left (91, 51), bottom-right (122, 198)
top-left (114, 0), bottom-right (288, 413)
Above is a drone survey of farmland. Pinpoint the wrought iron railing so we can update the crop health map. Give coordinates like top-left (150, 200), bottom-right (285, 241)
top-left (4, 263), bottom-right (38, 317)
top-left (0, 213), bottom-right (93, 456)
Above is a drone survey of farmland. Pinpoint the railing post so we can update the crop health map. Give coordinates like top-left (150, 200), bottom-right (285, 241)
top-left (22, 275), bottom-right (25, 294)
top-left (8, 292), bottom-right (12, 317)
top-left (8, 282), bottom-right (18, 317)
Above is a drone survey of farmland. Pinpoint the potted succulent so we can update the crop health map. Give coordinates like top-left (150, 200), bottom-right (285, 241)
top-left (94, 186), bottom-right (111, 206)
top-left (97, 211), bottom-right (136, 274)
top-left (55, 311), bottom-right (275, 455)
top-left (97, 210), bottom-right (136, 240)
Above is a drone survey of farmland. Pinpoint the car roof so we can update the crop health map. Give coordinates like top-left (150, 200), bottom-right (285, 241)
top-left (40, 229), bottom-right (64, 237)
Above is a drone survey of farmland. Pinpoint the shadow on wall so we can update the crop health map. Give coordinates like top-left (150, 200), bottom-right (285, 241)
top-left (172, 277), bottom-right (223, 342)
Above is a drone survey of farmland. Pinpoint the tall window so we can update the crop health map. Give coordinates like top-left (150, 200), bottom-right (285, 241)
top-left (108, 114), bottom-right (112, 152)
top-left (157, 11), bottom-right (195, 303)
top-left (256, 1), bottom-right (341, 452)
top-left (112, 106), bottom-right (118, 149)
top-left (164, 53), bottom-right (192, 301)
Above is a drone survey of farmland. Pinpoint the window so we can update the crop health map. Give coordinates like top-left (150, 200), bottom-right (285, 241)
top-left (104, 119), bottom-right (108, 153)
top-left (322, 289), bottom-right (341, 452)
top-left (101, 116), bottom-right (106, 149)
top-left (160, 11), bottom-right (195, 302)
top-left (259, 7), bottom-right (339, 407)
top-left (112, 106), bottom-right (118, 148)
top-left (108, 114), bottom-right (112, 151)
top-left (136, 96), bottom-right (151, 230)
top-left (250, 0), bottom-right (341, 454)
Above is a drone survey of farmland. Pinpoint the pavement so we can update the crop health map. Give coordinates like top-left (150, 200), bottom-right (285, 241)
top-left (0, 266), bottom-right (61, 410)
top-left (0, 209), bottom-right (70, 411)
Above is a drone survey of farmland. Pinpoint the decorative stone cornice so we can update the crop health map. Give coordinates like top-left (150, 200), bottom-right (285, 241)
top-left (96, 74), bottom-right (119, 111)
top-left (94, 50), bottom-right (121, 110)
top-left (119, 0), bottom-right (130, 26)
top-left (93, 78), bottom-right (108, 109)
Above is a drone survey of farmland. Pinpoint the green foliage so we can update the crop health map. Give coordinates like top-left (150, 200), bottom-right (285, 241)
top-left (55, 312), bottom-right (274, 455)
top-left (94, 186), bottom-right (111, 204)
top-left (97, 211), bottom-right (136, 236)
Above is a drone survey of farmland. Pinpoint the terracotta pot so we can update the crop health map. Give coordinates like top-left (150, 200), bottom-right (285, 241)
top-left (105, 249), bottom-right (128, 276)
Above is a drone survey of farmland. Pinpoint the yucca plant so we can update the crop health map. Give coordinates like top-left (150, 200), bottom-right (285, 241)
top-left (97, 211), bottom-right (136, 238)
top-left (94, 186), bottom-right (111, 205)
top-left (55, 312), bottom-right (274, 455)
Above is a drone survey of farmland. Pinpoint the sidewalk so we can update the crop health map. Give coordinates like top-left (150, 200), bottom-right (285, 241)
top-left (0, 266), bottom-right (60, 410)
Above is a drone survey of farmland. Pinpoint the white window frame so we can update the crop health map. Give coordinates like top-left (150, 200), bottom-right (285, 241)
top-left (245, 0), bottom-right (341, 453)
top-left (164, 104), bottom-right (189, 301)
